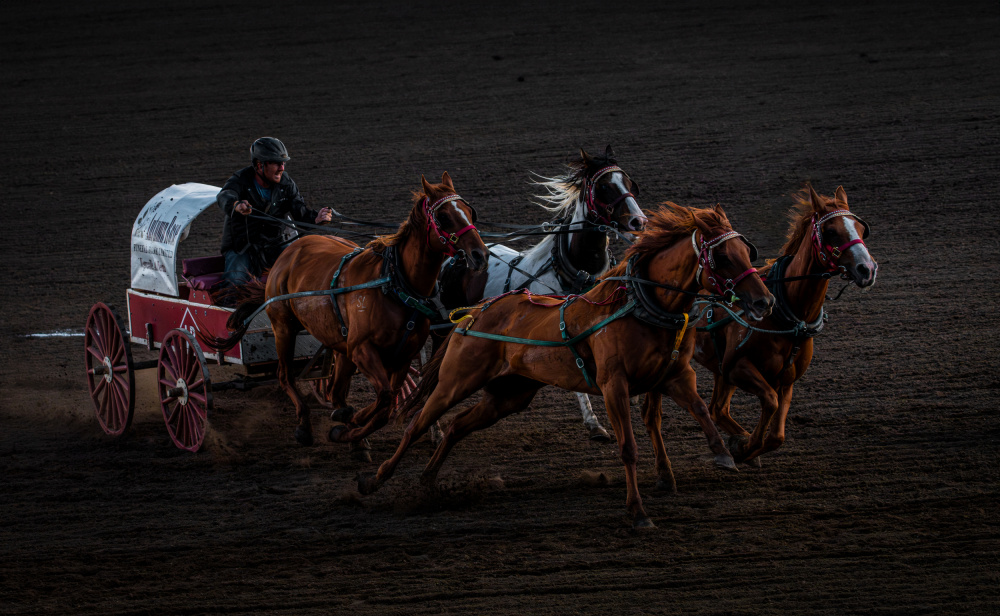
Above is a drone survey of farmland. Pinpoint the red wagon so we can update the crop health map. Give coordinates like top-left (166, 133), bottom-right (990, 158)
top-left (84, 183), bottom-right (328, 452)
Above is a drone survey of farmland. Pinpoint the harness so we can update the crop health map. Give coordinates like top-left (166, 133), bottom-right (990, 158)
top-left (584, 165), bottom-right (637, 225)
top-left (811, 209), bottom-right (871, 272)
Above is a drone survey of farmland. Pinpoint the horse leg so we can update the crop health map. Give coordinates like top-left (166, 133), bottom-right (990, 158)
top-left (327, 351), bottom-right (358, 422)
top-left (271, 319), bottom-right (313, 446)
top-left (328, 340), bottom-right (395, 444)
top-left (663, 367), bottom-right (737, 471)
top-left (751, 383), bottom-right (794, 460)
top-left (575, 392), bottom-right (611, 442)
top-left (639, 393), bottom-right (676, 494)
top-left (421, 378), bottom-right (540, 490)
top-left (599, 374), bottom-right (653, 528)
top-left (357, 362), bottom-right (496, 495)
top-left (708, 374), bottom-right (747, 436)
top-left (726, 360), bottom-right (780, 463)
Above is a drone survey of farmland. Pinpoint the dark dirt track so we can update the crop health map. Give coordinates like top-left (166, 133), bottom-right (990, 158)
top-left (2, 2), bottom-right (999, 614)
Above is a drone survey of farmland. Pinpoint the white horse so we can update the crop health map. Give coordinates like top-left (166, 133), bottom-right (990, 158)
top-left (481, 146), bottom-right (646, 441)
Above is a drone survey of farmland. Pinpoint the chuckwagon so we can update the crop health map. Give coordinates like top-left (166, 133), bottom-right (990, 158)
top-left (84, 183), bottom-right (331, 452)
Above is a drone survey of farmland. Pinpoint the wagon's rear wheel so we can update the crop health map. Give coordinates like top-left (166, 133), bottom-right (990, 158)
top-left (85, 302), bottom-right (135, 436)
top-left (157, 329), bottom-right (213, 452)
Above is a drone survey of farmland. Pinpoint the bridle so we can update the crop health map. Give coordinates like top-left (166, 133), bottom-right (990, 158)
top-left (584, 165), bottom-right (637, 226)
top-left (811, 209), bottom-right (871, 273)
top-left (423, 194), bottom-right (480, 258)
top-left (693, 230), bottom-right (759, 302)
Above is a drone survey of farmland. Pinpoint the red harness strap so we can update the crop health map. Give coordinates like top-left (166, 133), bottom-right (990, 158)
top-left (423, 194), bottom-right (479, 257)
top-left (811, 210), bottom-right (866, 272)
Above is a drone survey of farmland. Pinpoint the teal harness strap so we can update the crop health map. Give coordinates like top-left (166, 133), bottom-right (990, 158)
top-left (393, 289), bottom-right (442, 320)
top-left (455, 298), bottom-right (636, 388)
top-left (239, 247), bottom-right (390, 330)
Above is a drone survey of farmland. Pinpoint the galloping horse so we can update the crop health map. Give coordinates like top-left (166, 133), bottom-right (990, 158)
top-left (482, 146), bottom-right (647, 441)
top-left (644, 185), bottom-right (877, 464)
top-left (360, 204), bottom-right (774, 528)
top-left (209, 172), bottom-right (488, 447)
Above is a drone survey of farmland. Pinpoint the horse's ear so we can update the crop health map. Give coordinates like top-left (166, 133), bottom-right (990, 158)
top-left (808, 184), bottom-right (825, 212)
top-left (834, 185), bottom-right (848, 207)
top-left (605, 144), bottom-right (617, 162)
top-left (713, 203), bottom-right (731, 225)
top-left (421, 174), bottom-right (433, 195)
top-left (579, 148), bottom-right (592, 165)
top-left (441, 171), bottom-right (454, 190)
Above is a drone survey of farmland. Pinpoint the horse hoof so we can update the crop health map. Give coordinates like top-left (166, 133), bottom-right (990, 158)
top-left (746, 456), bottom-right (762, 468)
top-left (328, 424), bottom-right (348, 443)
top-left (588, 425), bottom-right (612, 442)
top-left (655, 477), bottom-right (678, 494)
top-left (714, 453), bottom-right (739, 472)
top-left (357, 471), bottom-right (378, 495)
top-left (633, 516), bottom-right (657, 529)
top-left (294, 426), bottom-right (314, 447)
top-left (727, 434), bottom-right (749, 462)
top-left (330, 406), bottom-right (355, 423)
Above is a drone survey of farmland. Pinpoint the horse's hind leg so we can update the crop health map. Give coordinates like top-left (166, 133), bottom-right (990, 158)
top-left (639, 393), bottom-right (676, 493)
top-left (271, 318), bottom-right (313, 446)
top-left (663, 367), bottom-right (737, 471)
top-left (358, 366), bottom-right (495, 495)
top-left (328, 340), bottom-right (396, 444)
top-left (575, 393), bottom-right (611, 442)
top-left (421, 377), bottom-right (541, 489)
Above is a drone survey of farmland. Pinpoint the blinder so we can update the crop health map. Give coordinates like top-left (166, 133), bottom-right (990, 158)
top-left (740, 236), bottom-right (759, 262)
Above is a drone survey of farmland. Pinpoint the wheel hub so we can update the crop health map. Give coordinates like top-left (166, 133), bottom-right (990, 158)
top-left (173, 378), bottom-right (189, 406)
top-left (102, 356), bottom-right (113, 383)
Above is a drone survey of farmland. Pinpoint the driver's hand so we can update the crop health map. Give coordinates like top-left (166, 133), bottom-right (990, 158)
top-left (315, 207), bottom-right (334, 224)
top-left (233, 200), bottom-right (251, 215)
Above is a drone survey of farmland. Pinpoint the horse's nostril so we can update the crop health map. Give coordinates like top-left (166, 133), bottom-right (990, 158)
top-left (858, 263), bottom-right (871, 278)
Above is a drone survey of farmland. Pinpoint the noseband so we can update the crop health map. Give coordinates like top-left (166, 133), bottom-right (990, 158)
top-left (811, 210), bottom-right (871, 272)
top-left (584, 165), bottom-right (636, 225)
top-left (423, 194), bottom-right (480, 258)
top-left (693, 230), bottom-right (759, 302)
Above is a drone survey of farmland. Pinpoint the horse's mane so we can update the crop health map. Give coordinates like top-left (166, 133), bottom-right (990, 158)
top-left (591, 203), bottom-right (727, 298)
top-left (771, 186), bottom-right (841, 263)
top-left (366, 189), bottom-right (427, 251)
top-left (530, 150), bottom-right (616, 217)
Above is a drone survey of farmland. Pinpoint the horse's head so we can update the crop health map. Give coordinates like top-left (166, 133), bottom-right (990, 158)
top-left (419, 172), bottom-right (489, 273)
top-left (692, 204), bottom-right (774, 321)
top-left (580, 145), bottom-right (647, 233)
top-left (806, 185), bottom-right (877, 288)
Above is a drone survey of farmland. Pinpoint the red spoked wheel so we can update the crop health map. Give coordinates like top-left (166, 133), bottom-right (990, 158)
top-left (85, 302), bottom-right (135, 436)
top-left (157, 329), bottom-right (213, 452)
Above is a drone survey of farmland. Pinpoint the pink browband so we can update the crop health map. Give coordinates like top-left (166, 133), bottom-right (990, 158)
top-left (585, 165), bottom-right (634, 224)
top-left (811, 210), bottom-right (865, 271)
top-left (693, 230), bottom-right (758, 300)
top-left (424, 195), bottom-right (478, 257)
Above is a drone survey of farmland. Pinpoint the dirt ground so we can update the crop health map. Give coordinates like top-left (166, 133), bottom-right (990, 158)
top-left (2, 1), bottom-right (999, 614)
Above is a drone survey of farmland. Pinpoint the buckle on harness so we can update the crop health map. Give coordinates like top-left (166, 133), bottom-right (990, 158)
top-left (575, 358), bottom-right (585, 369)
top-left (340, 326), bottom-right (348, 337)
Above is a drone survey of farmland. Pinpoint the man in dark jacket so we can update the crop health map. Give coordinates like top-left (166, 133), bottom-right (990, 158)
top-left (217, 137), bottom-right (334, 286)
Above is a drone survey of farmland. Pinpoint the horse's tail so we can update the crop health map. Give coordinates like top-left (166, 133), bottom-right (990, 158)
top-left (201, 279), bottom-right (268, 352)
top-left (392, 329), bottom-right (455, 424)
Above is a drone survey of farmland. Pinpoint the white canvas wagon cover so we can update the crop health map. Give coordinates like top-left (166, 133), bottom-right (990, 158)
top-left (130, 182), bottom-right (220, 296)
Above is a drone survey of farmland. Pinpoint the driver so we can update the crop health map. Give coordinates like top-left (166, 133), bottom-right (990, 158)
top-left (217, 137), bottom-right (334, 287)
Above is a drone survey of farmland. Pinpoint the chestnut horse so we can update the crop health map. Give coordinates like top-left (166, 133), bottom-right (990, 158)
top-left (643, 185), bottom-right (877, 465)
top-left (360, 204), bottom-right (774, 528)
top-left (210, 172), bottom-right (488, 447)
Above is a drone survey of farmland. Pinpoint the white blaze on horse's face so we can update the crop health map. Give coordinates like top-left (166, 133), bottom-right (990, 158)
top-left (609, 172), bottom-right (646, 231)
top-left (444, 199), bottom-right (472, 227)
top-left (837, 216), bottom-right (877, 288)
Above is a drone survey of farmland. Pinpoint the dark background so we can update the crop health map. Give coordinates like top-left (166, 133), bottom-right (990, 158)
top-left (2, 2), bottom-right (998, 614)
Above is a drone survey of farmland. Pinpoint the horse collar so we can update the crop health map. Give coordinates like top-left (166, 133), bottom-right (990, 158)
top-left (379, 245), bottom-right (446, 321)
top-left (766, 255), bottom-right (827, 338)
top-left (550, 221), bottom-right (604, 294)
top-left (623, 256), bottom-right (689, 330)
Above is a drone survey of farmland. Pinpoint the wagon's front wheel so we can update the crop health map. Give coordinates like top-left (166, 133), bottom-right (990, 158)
top-left (158, 329), bottom-right (213, 452)
top-left (85, 302), bottom-right (135, 436)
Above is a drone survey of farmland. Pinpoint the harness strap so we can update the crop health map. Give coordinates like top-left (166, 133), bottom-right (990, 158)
top-left (455, 299), bottom-right (637, 388)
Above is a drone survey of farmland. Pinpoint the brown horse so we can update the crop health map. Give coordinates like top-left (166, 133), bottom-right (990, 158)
top-left (359, 203), bottom-right (774, 528)
top-left (643, 185), bottom-right (877, 465)
top-left (210, 172), bottom-right (488, 447)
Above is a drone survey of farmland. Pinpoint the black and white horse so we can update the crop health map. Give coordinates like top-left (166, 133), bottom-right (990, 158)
top-left (480, 146), bottom-right (646, 440)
